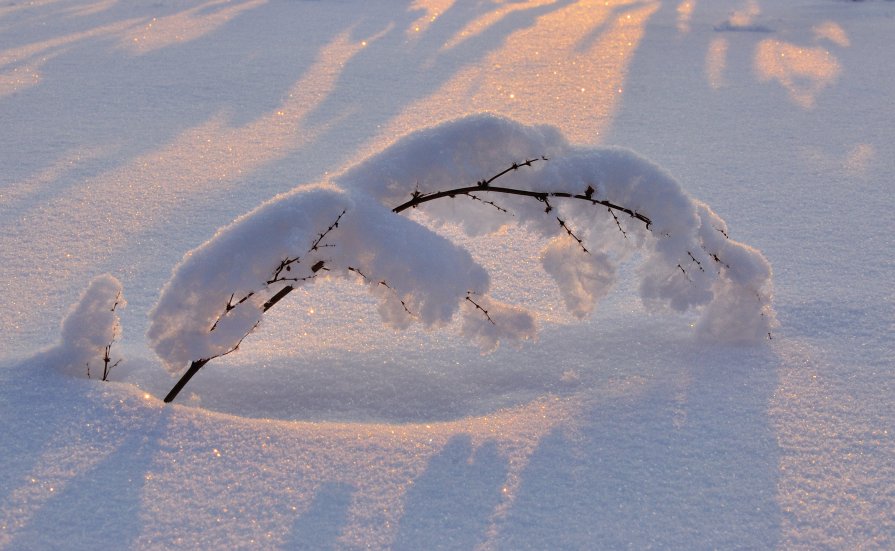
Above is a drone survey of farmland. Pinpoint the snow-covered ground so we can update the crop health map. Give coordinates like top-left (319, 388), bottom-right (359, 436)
top-left (1, 0), bottom-right (892, 548)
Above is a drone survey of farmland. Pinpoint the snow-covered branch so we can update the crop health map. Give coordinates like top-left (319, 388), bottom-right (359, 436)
top-left (50, 274), bottom-right (126, 380)
top-left (151, 114), bottom-right (776, 403)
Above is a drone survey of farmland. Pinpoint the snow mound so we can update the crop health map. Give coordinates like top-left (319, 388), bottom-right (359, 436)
top-left (148, 114), bottom-right (776, 374)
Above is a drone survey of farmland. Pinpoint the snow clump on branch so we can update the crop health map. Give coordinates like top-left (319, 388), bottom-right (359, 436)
top-left (52, 274), bottom-right (125, 377)
top-left (148, 186), bottom-right (491, 370)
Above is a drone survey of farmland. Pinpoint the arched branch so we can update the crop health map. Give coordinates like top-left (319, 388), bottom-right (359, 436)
top-left (163, 159), bottom-right (653, 403)
top-left (393, 183), bottom-right (652, 229)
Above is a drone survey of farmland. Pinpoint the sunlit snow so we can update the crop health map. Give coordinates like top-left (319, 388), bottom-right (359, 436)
top-left (1, 1), bottom-right (892, 549)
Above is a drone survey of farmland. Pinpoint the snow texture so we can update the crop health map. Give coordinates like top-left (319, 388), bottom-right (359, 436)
top-left (150, 115), bottom-right (776, 372)
top-left (1, 0), bottom-right (893, 549)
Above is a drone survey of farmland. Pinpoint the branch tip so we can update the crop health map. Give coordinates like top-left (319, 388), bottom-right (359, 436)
top-left (465, 293), bottom-right (495, 325)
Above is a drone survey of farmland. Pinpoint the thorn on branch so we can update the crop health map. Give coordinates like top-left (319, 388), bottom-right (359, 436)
top-left (465, 292), bottom-right (495, 325)
top-left (584, 185), bottom-right (595, 200)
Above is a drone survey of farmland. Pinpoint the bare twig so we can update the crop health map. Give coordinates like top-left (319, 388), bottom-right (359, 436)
top-left (557, 217), bottom-right (588, 253)
top-left (347, 266), bottom-right (368, 280)
top-left (308, 210), bottom-right (346, 252)
top-left (475, 157), bottom-right (546, 188)
top-left (688, 251), bottom-right (705, 272)
top-left (267, 210), bottom-right (345, 285)
top-left (102, 341), bottom-right (122, 381)
top-left (607, 207), bottom-right (628, 239)
top-left (89, 339), bottom-right (121, 382)
top-left (379, 280), bottom-right (415, 317)
top-left (163, 322), bottom-right (259, 403)
top-left (350, 267), bottom-right (414, 316)
top-left (392, 160), bottom-right (652, 230)
top-left (465, 292), bottom-right (495, 325)
top-left (210, 292), bottom-right (255, 332)
top-left (90, 292), bottom-right (123, 381)
top-left (269, 257), bottom-right (301, 285)
top-left (466, 193), bottom-right (510, 214)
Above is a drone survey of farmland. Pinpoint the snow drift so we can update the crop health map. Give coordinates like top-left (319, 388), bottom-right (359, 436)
top-left (148, 114), bottom-right (776, 373)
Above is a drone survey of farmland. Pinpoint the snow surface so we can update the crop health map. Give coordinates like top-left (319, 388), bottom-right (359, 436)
top-left (1, 0), bottom-right (893, 549)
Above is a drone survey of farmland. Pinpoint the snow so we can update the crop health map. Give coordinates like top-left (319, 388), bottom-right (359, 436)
top-left (1, 0), bottom-right (893, 549)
